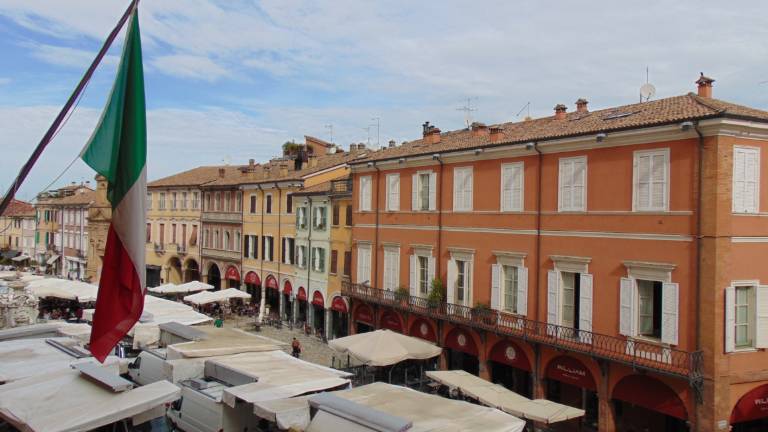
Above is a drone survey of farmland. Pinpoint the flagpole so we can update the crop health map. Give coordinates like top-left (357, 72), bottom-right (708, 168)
top-left (0, 0), bottom-right (139, 215)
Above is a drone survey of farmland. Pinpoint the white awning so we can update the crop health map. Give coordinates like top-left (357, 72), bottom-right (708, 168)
top-left (426, 370), bottom-right (585, 424)
top-left (183, 288), bottom-right (250, 305)
top-left (46, 254), bottom-right (60, 265)
top-left (165, 327), bottom-right (284, 360)
top-left (0, 365), bottom-right (179, 432)
top-left (26, 278), bottom-right (98, 303)
top-left (328, 329), bottom-right (442, 367)
top-left (152, 280), bottom-right (214, 294)
top-left (11, 254), bottom-right (30, 262)
top-left (253, 396), bottom-right (311, 431)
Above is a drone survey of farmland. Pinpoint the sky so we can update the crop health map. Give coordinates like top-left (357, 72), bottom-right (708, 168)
top-left (1, 0), bottom-right (767, 200)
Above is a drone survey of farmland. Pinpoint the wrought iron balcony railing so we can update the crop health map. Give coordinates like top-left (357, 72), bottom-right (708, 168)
top-left (342, 281), bottom-right (703, 382)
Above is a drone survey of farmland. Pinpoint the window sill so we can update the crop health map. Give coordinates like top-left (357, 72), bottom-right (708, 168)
top-left (630, 335), bottom-right (670, 347)
top-left (732, 347), bottom-right (759, 353)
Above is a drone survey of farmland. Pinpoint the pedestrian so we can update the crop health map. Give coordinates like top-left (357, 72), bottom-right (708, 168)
top-left (75, 307), bottom-right (83, 323)
top-left (291, 337), bottom-right (301, 358)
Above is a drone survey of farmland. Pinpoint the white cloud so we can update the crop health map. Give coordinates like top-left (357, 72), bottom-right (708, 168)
top-left (23, 42), bottom-right (119, 69)
top-left (151, 54), bottom-right (230, 82)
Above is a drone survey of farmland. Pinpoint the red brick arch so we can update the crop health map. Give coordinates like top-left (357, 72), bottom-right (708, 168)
top-left (409, 317), bottom-right (437, 342)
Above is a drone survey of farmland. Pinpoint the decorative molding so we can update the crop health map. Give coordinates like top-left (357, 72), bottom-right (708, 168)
top-left (550, 255), bottom-right (591, 274)
top-left (623, 260), bottom-right (676, 282)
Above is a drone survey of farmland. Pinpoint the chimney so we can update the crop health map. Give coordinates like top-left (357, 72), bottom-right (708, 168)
top-left (263, 166), bottom-right (271, 179)
top-left (554, 104), bottom-right (567, 120)
top-left (388, 140), bottom-right (396, 148)
top-left (357, 143), bottom-right (366, 150)
top-left (575, 98), bottom-right (589, 113)
top-left (249, 158), bottom-right (255, 168)
top-left (470, 122), bottom-right (489, 137)
top-left (422, 122), bottom-right (441, 144)
top-left (696, 73), bottom-right (715, 98)
top-left (279, 164), bottom-right (288, 176)
top-left (218, 168), bottom-right (225, 178)
top-left (489, 127), bottom-right (504, 142)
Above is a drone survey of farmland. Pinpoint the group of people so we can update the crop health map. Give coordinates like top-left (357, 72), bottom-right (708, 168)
top-left (39, 300), bottom-right (85, 323)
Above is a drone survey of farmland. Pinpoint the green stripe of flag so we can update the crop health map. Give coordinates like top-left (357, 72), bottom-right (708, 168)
top-left (81, 11), bottom-right (146, 209)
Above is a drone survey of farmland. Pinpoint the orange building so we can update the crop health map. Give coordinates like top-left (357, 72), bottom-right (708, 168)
top-left (345, 76), bottom-right (768, 431)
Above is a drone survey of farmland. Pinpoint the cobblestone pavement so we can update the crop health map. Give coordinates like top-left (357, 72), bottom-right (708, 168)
top-left (228, 316), bottom-right (340, 368)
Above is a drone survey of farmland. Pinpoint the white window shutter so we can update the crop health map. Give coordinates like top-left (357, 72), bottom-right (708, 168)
top-left (620, 277), bottom-right (634, 336)
top-left (428, 257), bottom-right (435, 289)
top-left (661, 282), bottom-right (679, 345)
top-left (409, 255), bottom-right (417, 296)
top-left (517, 266), bottom-right (528, 316)
top-left (573, 159), bottom-right (586, 210)
top-left (428, 173), bottom-right (437, 210)
top-left (547, 270), bottom-right (559, 326)
top-left (756, 285), bottom-right (768, 348)
top-left (453, 169), bottom-right (462, 211)
top-left (558, 161), bottom-right (566, 210)
top-left (501, 166), bottom-right (512, 211)
top-left (447, 259), bottom-right (457, 304)
top-left (465, 169), bottom-right (473, 210)
top-left (746, 150), bottom-right (760, 213)
top-left (393, 251), bottom-right (400, 290)
top-left (412, 174), bottom-right (418, 211)
top-left (511, 165), bottom-right (523, 211)
top-left (725, 286), bottom-right (735, 353)
top-left (579, 274), bottom-right (593, 343)
top-left (490, 264), bottom-right (500, 310)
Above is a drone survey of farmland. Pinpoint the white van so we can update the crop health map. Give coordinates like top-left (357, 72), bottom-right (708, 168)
top-left (167, 379), bottom-right (262, 432)
top-left (128, 349), bottom-right (167, 385)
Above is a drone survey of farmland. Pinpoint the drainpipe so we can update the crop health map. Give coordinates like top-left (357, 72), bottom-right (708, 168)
top-left (533, 142), bottom-right (542, 321)
top-left (373, 163), bottom-right (381, 288)
top-left (693, 124), bottom-right (704, 356)
top-left (306, 196), bottom-right (314, 329)
top-left (257, 184), bottom-right (266, 326)
top-left (434, 154), bottom-right (444, 279)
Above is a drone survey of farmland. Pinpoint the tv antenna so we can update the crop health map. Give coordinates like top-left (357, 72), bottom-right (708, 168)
top-left (325, 124), bottom-right (333, 144)
top-left (639, 67), bottom-right (656, 102)
top-left (362, 125), bottom-right (373, 146)
top-left (371, 117), bottom-right (380, 148)
top-left (456, 97), bottom-right (478, 128)
top-left (516, 102), bottom-right (531, 120)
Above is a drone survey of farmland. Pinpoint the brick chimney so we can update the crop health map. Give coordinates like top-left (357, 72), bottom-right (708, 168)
top-left (308, 155), bottom-right (318, 168)
top-left (554, 104), bottom-right (567, 120)
top-left (575, 98), bottom-right (589, 113)
top-left (218, 168), bottom-right (225, 178)
top-left (696, 73), bottom-right (714, 98)
top-left (422, 122), bottom-right (441, 144)
top-left (263, 166), bottom-right (271, 179)
top-left (470, 122), bottom-right (489, 137)
top-left (489, 127), bottom-right (504, 142)
top-left (279, 164), bottom-right (289, 177)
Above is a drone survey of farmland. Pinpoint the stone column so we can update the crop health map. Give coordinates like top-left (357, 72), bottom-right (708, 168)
top-left (597, 362), bottom-right (616, 432)
top-left (478, 359), bottom-right (491, 380)
top-left (292, 298), bottom-right (298, 324)
top-left (279, 290), bottom-right (285, 320)
top-left (325, 308), bottom-right (332, 339)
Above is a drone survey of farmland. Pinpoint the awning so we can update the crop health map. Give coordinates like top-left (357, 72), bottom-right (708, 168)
top-left (379, 309), bottom-right (404, 333)
top-left (27, 278), bottom-right (99, 302)
top-left (331, 296), bottom-right (348, 313)
top-left (427, 370), bottom-right (585, 425)
top-left (244, 271), bottom-right (260, 285)
top-left (353, 304), bottom-right (374, 325)
top-left (46, 254), bottom-right (60, 265)
top-left (612, 374), bottom-right (687, 420)
top-left (297, 286), bottom-right (307, 301)
top-left (11, 254), bottom-right (31, 262)
top-left (283, 280), bottom-right (293, 295)
top-left (731, 383), bottom-right (768, 424)
top-left (311, 290), bottom-right (324, 307)
top-left (0, 365), bottom-right (179, 432)
top-left (545, 355), bottom-right (596, 391)
top-left (165, 327), bottom-right (284, 360)
top-left (183, 288), bottom-right (250, 305)
top-left (225, 265), bottom-right (240, 281)
top-left (328, 329), bottom-right (442, 367)
top-left (308, 393), bottom-right (411, 432)
top-left (265, 276), bottom-right (278, 290)
top-left (253, 396), bottom-right (311, 430)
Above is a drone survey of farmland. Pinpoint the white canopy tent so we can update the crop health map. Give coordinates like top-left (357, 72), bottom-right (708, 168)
top-left (149, 281), bottom-right (214, 295)
top-left (26, 278), bottom-right (99, 303)
top-left (166, 327), bottom-right (284, 360)
top-left (183, 288), bottom-right (250, 305)
top-left (328, 329), bottom-right (442, 367)
top-left (0, 365), bottom-right (180, 432)
top-left (311, 382), bottom-right (526, 432)
top-left (426, 370), bottom-right (585, 424)
top-left (11, 254), bottom-right (31, 262)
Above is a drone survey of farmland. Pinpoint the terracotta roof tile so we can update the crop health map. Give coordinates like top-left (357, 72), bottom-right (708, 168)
top-left (292, 180), bottom-right (334, 196)
top-left (55, 188), bottom-right (96, 206)
top-left (147, 165), bottom-right (232, 188)
top-left (1, 199), bottom-right (34, 217)
top-left (352, 93), bottom-right (768, 164)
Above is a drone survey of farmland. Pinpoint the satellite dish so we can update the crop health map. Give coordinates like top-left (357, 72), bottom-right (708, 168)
top-left (640, 83), bottom-right (656, 101)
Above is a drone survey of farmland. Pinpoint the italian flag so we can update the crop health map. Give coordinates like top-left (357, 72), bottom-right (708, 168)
top-left (81, 9), bottom-right (146, 362)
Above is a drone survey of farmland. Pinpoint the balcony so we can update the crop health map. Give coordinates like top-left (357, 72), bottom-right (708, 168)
top-left (201, 211), bottom-right (242, 224)
top-left (176, 244), bottom-right (187, 255)
top-left (201, 247), bottom-right (240, 261)
top-left (342, 281), bottom-right (703, 384)
top-left (153, 243), bottom-right (165, 254)
top-left (330, 178), bottom-right (353, 196)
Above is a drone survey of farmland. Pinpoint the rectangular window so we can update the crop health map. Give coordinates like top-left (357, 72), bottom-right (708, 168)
top-left (333, 204), bottom-right (340, 226)
top-left (159, 193), bottom-right (166, 210)
top-left (236, 191), bottom-right (242, 212)
top-left (266, 195), bottom-right (273, 214)
top-left (171, 192), bottom-right (178, 210)
top-left (297, 245), bottom-right (308, 268)
top-left (297, 207), bottom-right (307, 229)
top-left (456, 260), bottom-right (467, 302)
top-left (634, 149), bottom-right (669, 211)
top-left (312, 247), bottom-right (325, 272)
top-left (251, 235), bottom-right (258, 259)
top-left (159, 223), bottom-right (165, 245)
top-left (146, 193), bottom-right (152, 209)
top-left (244, 235), bottom-right (250, 258)
top-left (359, 176), bottom-right (372, 212)
top-left (733, 146), bottom-right (760, 213)
top-left (314, 206), bottom-right (327, 230)
top-left (286, 194), bottom-right (293, 214)
top-left (181, 225), bottom-right (187, 247)
top-left (171, 224), bottom-right (177, 244)
top-left (250, 195), bottom-right (257, 214)
top-left (419, 173), bottom-right (430, 211)
top-left (386, 174), bottom-right (400, 211)
top-left (344, 251), bottom-right (352, 277)
top-left (357, 245), bottom-right (372, 284)
top-left (383, 248), bottom-right (400, 291)
top-left (345, 204), bottom-right (352, 226)
top-left (215, 192), bottom-right (221, 211)
top-left (331, 250), bottom-right (338, 274)
top-left (418, 256), bottom-right (429, 295)
top-left (558, 156), bottom-right (587, 211)
top-left (503, 265), bottom-right (518, 313)
top-left (637, 279), bottom-right (662, 339)
top-left (453, 167), bottom-right (473, 211)
top-left (501, 162), bottom-right (524, 212)
top-left (192, 192), bottom-right (199, 209)
top-left (561, 272), bottom-right (580, 329)
top-left (735, 286), bottom-right (754, 348)
top-left (181, 192), bottom-right (188, 209)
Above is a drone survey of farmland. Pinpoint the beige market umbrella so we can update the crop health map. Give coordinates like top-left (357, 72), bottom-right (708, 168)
top-left (328, 329), bottom-right (441, 367)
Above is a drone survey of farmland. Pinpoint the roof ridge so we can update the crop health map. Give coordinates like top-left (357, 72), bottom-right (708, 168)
top-left (686, 92), bottom-right (726, 114)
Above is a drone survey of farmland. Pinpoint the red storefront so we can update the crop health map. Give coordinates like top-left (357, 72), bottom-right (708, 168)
top-left (409, 318), bottom-right (437, 343)
top-left (488, 340), bottom-right (532, 398)
top-left (545, 355), bottom-right (598, 431)
top-left (311, 290), bottom-right (325, 334)
top-left (611, 374), bottom-right (688, 432)
top-left (353, 303), bottom-right (374, 333)
top-left (296, 286), bottom-right (308, 324)
top-left (330, 296), bottom-right (349, 339)
top-left (731, 384), bottom-right (768, 432)
top-left (282, 280), bottom-right (293, 321)
top-left (444, 327), bottom-right (480, 375)
top-left (380, 309), bottom-right (404, 333)
top-left (224, 266), bottom-right (240, 289)
top-left (264, 275), bottom-right (279, 315)
top-left (244, 271), bottom-right (260, 302)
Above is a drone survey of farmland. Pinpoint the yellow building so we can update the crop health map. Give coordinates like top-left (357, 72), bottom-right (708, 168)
top-left (85, 175), bottom-right (111, 282)
top-left (0, 199), bottom-right (36, 265)
top-left (327, 176), bottom-right (353, 338)
top-left (145, 166), bottom-right (224, 287)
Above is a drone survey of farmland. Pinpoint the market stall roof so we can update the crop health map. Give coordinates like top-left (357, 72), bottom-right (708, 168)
top-left (174, 280), bottom-right (215, 293)
top-left (166, 327), bottom-right (284, 360)
top-left (0, 322), bottom-right (92, 343)
top-left (0, 364), bottom-right (180, 432)
top-left (46, 254), bottom-right (60, 265)
top-left (328, 329), bottom-right (442, 367)
top-left (214, 351), bottom-right (352, 407)
top-left (0, 337), bottom-right (120, 384)
top-left (183, 288), bottom-right (250, 305)
top-left (252, 396), bottom-right (312, 431)
top-left (26, 278), bottom-right (98, 302)
top-left (317, 382), bottom-right (526, 432)
top-left (147, 283), bottom-right (177, 294)
top-left (11, 254), bottom-right (30, 262)
top-left (307, 392), bottom-right (411, 432)
top-left (426, 370), bottom-right (585, 424)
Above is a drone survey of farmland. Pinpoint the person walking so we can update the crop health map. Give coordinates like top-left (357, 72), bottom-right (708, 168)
top-left (291, 337), bottom-right (301, 358)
